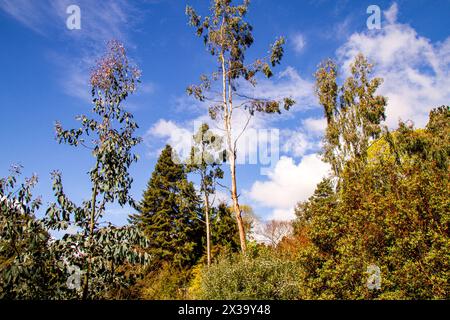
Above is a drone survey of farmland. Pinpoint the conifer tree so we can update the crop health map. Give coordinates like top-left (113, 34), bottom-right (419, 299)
top-left (210, 203), bottom-right (240, 254)
top-left (131, 145), bottom-right (203, 267)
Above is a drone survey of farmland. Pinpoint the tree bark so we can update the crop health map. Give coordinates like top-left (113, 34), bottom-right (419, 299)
top-left (201, 168), bottom-right (212, 267)
top-left (82, 160), bottom-right (99, 299)
top-left (230, 156), bottom-right (247, 253)
top-left (221, 52), bottom-right (247, 254)
top-left (204, 193), bottom-right (211, 266)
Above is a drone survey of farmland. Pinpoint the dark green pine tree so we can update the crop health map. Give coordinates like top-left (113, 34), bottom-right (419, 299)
top-left (210, 203), bottom-right (240, 254)
top-left (130, 145), bottom-right (203, 267)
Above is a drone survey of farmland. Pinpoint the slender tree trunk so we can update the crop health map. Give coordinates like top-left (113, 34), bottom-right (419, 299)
top-left (204, 192), bottom-right (211, 267)
top-left (201, 170), bottom-right (212, 267)
top-left (230, 156), bottom-right (247, 253)
top-left (82, 161), bottom-right (99, 299)
top-left (221, 53), bottom-right (247, 254)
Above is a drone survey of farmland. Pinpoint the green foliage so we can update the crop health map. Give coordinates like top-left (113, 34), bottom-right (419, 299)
top-left (210, 203), bottom-right (240, 253)
top-left (131, 145), bottom-right (203, 267)
top-left (0, 166), bottom-right (57, 299)
top-left (294, 106), bottom-right (450, 299)
top-left (134, 263), bottom-right (192, 300)
top-left (47, 225), bottom-right (149, 299)
top-left (315, 54), bottom-right (387, 177)
top-left (0, 166), bottom-right (148, 300)
top-left (187, 123), bottom-right (224, 188)
top-left (198, 249), bottom-right (302, 300)
top-left (187, 262), bottom-right (204, 299)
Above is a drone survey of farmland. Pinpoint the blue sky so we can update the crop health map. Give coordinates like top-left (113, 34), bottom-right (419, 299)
top-left (1, 0), bottom-right (449, 226)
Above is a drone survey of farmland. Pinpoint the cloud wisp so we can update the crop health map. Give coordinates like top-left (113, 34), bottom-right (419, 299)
top-left (0, 0), bottom-right (149, 104)
top-left (291, 33), bottom-right (306, 54)
top-left (0, 0), bottom-right (139, 43)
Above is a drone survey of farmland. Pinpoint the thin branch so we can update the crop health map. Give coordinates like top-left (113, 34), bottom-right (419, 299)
top-left (80, 141), bottom-right (95, 150)
top-left (216, 181), bottom-right (231, 194)
top-left (221, 53), bottom-right (272, 78)
top-left (212, 122), bottom-right (226, 132)
top-left (196, 216), bottom-right (206, 224)
top-left (210, 192), bottom-right (217, 207)
top-left (232, 99), bottom-right (253, 110)
top-left (234, 92), bottom-right (272, 103)
top-left (234, 112), bottom-right (252, 146)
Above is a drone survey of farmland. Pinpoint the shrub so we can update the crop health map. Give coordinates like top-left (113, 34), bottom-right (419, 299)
top-left (133, 263), bottom-right (192, 300)
top-left (198, 248), bottom-right (302, 300)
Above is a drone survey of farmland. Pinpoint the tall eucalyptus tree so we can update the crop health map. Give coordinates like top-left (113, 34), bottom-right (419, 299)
top-left (45, 40), bottom-right (149, 299)
top-left (186, 0), bottom-right (295, 253)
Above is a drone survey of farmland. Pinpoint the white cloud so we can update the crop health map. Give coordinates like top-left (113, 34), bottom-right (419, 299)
top-left (302, 117), bottom-right (326, 136)
top-left (291, 33), bottom-right (306, 54)
top-left (337, 3), bottom-right (450, 128)
top-left (139, 82), bottom-right (156, 95)
top-left (280, 117), bottom-right (325, 158)
top-left (61, 60), bottom-right (92, 102)
top-left (384, 3), bottom-right (398, 24)
top-left (192, 183), bottom-right (231, 206)
top-left (248, 154), bottom-right (330, 221)
top-left (263, 67), bottom-right (316, 111)
top-left (186, 65), bottom-right (316, 117)
top-left (144, 112), bottom-right (277, 170)
top-left (173, 95), bottom-right (206, 114)
top-left (145, 119), bottom-right (194, 159)
top-left (281, 130), bottom-right (311, 158)
top-left (0, 0), bottom-right (53, 35)
top-left (64, 224), bottom-right (78, 235)
top-left (238, 66), bottom-right (316, 114)
top-left (271, 208), bottom-right (296, 221)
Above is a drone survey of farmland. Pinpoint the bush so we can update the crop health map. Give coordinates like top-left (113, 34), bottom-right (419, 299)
top-left (133, 263), bottom-right (192, 300)
top-left (198, 248), bottom-right (302, 300)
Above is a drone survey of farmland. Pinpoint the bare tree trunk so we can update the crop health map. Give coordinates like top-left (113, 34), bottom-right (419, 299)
top-left (230, 157), bottom-right (247, 253)
top-left (201, 168), bottom-right (212, 267)
top-left (221, 53), bottom-right (247, 254)
top-left (204, 194), bottom-right (211, 266)
top-left (83, 161), bottom-right (99, 299)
